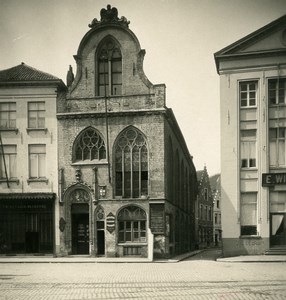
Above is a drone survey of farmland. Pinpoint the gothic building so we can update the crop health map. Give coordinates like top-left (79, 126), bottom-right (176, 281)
top-left (196, 166), bottom-right (213, 249)
top-left (56, 5), bottom-right (197, 258)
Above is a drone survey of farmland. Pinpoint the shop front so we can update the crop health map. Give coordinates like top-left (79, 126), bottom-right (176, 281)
top-left (0, 193), bottom-right (55, 254)
top-left (270, 213), bottom-right (286, 247)
top-left (263, 174), bottom-right (286, 250)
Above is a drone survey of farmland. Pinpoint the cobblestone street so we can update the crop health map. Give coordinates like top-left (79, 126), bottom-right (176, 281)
top-left (1, 249), bottom-right (286, 299)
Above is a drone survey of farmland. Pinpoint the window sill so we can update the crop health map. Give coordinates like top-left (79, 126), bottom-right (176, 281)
top-left (0, 178), bottom-right (20, 184)
top-left (0, 128), bottom-right (19, 134)
top-left (71, 160), bottom-right (108, 166)
top-left (115, 195), bottom-right (149, 200)
top-left (269, 104), bottom-right (286, 108)
top-left (118, 242), bottom-right (147, 246)
top-left (241, 168), bottom-right (258, 171)
top-left (26, 128), bottom-right (48, 133)
top-left (240, 106), bottom-right (257, 109)
top-left (27, 178), bottom-right (49, 184)
top-left (239, 235), bottom-right (261, 239)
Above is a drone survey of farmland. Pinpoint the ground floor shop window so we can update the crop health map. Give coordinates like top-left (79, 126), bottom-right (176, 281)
top-left (240, 192), bottom-right (257, 236)
top-left (0, 199), bottom-right (53, 254)
top-left (118, 206), bottom-right (146, 243)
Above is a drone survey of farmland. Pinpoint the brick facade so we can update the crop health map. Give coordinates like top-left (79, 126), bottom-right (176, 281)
top-left (57, 6), bottom-right (197, 258)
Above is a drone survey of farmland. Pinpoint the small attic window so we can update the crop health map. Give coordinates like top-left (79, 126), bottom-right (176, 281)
top-left (97, 38), bottom-right (122, 97)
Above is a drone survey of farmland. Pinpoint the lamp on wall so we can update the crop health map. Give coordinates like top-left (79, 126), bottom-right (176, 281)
top-left (99, 185), bottom-right (106, 198)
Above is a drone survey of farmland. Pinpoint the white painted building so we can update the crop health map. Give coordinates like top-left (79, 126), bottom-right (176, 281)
top-left (215, 15), bottom-right (286, 256)
top-left (0, 63), bottom-right (65, 255)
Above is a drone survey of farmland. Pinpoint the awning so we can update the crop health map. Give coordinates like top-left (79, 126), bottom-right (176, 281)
top-left (0, 193), bottom-right (56, 201)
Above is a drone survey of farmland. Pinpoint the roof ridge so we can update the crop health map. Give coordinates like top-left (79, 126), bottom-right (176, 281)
top-left (0, 62), bottom-right (61, 82)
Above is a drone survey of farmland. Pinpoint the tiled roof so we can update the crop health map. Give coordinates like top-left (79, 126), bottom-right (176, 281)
top-left (0, 63), bottom-right (60, 82)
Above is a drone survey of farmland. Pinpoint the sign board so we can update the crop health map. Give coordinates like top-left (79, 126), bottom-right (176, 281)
top-left (262, 173), bottom-right (286, 187)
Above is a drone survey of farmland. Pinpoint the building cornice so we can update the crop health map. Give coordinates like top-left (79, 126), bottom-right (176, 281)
top-left (57, 108), bottom-right (166, 120)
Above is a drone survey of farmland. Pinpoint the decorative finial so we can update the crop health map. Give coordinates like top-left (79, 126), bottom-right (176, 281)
top-left (66, 65), bottom-right (74, 87)
top-left (88, 5), bottom-right (130, 28)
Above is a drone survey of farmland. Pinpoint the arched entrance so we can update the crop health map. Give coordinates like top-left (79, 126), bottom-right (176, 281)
top-left (64, 187), bottom-right (92, 255)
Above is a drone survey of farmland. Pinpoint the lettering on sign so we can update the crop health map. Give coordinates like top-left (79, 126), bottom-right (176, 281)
top-left (262, 173), bottom-right (286, 186)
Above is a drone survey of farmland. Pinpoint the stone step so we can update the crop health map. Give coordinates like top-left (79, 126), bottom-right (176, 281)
top-left (265, 248), bottom-right (286, 255)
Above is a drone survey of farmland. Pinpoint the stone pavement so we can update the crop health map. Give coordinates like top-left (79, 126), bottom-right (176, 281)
top-left (0, 249), bottom-right (286, 263)
top-left (0, 250), bottom-right (202, 263)
top-left (0, 249), bottom-right (286, 299)
top-left (217, 254), bottom-right (286, 262)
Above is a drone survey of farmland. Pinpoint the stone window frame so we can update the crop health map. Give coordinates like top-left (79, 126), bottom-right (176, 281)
top-left (97, 36), bottom-right (122, 97)
top-left (114, 126), bottom-right (149, 199)
top-left (117, 205), bottom-right (147, 244)
top-left (72, 127), bottom-right (107, 163)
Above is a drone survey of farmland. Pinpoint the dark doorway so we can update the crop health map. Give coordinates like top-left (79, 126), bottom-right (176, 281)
top-left (72, 212), bottom-right (89, 255)
top-left (270, 213), bottom-right (286, 247)
top-left (96, 221), bottom-right (105, 255)
top-left (25, 232), bottom-right (39, 253)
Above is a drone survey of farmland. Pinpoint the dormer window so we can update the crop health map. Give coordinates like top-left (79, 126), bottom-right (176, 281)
top-left (98, 38), bottom-right (122, 96)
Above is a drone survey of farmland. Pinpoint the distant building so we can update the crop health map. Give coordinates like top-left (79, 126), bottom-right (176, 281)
top-left (215, 15), bottom-right (286, 256)
top-left (210, 174), bottom-right (221, 246)
top-left (0, 63), bottom-right (65, 254)
top-left (196, 166), bottom-right (213, 249)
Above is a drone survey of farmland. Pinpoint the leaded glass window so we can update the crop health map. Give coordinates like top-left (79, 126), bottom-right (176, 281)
top-left (98, 38), bottom-right (122, 96)
top-left (115, 127), bottom-right (148, 198)
top-left (73, 127), bottom-right (106, 162)
top-left (118, 206), bottom-right (147, 243)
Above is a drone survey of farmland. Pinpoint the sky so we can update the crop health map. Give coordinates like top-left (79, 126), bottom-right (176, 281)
top-left (1, 0), bottom-right (286, 176)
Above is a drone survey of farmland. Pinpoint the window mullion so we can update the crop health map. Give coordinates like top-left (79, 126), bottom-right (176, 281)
top-left (37, 154), bottom-right (40, 178)
top-left (130, 146), bottom-right (133, 198)
top-left (247, 84), bottom-right (250, 106)
top-left (131, 221), bottom-right (133, 242)
top-left (108, 60), bottom-right (112, 96)
top-left (122, 149), bottom-right (125, 197)
top-left (139, 147), bottom-right (142, 197)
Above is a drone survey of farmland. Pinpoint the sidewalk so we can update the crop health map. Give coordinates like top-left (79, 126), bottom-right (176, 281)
top-left (1, 250), bottom-right (285, 263)
top-left (0, 250), bottom-right (201, 264)
top-left (217, 255), bottom-right (286, 263)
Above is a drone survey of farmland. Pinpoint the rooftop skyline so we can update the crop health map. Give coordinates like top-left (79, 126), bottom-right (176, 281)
top-left (1, 0), bottom-right (286, 175)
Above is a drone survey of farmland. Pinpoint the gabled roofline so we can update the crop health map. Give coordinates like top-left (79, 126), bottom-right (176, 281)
top-left (214, 14), bottom-right (286, 73)
top-left (0, 79), bottom-right (67, 91)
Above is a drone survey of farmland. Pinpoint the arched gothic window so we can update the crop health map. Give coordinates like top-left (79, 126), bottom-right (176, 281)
top-left (98, 38), bottom-right (122, 96)
top-left (73, 127), bottom-right (106, 162)
top-left (118, 206), bottom-right (146, 243)
top-left (115, 127), bottom-right (148, 198)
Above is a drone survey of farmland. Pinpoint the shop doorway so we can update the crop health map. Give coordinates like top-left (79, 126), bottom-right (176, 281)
top-left (25, 232), bottom-right (39, 253)
top-left (71, 204), bottom-right (89, 255)
top-left (96, 221), bottom-right (105, 255)
top-left (270, 213), bottom-right (286, 247)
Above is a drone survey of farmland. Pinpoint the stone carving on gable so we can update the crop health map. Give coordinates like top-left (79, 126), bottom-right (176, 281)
top-left (89, 5), bottom-right (130, 28)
